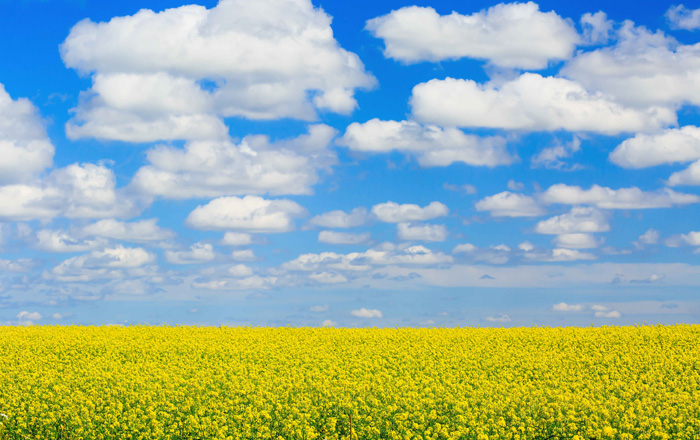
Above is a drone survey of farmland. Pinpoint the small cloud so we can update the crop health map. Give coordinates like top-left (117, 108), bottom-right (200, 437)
top-left (507, 179), bottom-right (525, 191)
top-left (310, 304), bottom-right (329, 313)
top-left (17, 311), bottom-right (42, 321)
top-left (479, 274), bottom-right (495, 280)
top-left (485, 314), bottom-right (510, 323)
top-left (351, 308), bottom-right (383, 318)
top-left (321, 319), bottom-right (337, 327)
top-left (443, 183), bottom-right (477, 194)
top-left (594, 310), bottom-right (621, 319)
top-left (552, 302), bottom-right (584, 312)
top-left (630, 273), bottom-right (665, 283)
top-left (51, 313), bottom-right (72, 320)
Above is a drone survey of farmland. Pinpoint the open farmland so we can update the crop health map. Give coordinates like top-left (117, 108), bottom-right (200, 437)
top-left (1, 325), bottom-right (699, 440)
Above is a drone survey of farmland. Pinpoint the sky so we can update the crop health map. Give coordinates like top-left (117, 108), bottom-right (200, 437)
top-left (1, 0), bottom-right (700, 327)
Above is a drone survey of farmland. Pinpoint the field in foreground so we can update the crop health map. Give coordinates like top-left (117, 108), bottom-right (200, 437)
top-left (0, 326), bottom-right (699, 440)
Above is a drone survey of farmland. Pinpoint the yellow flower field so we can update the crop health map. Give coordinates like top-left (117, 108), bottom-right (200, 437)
top-left (0, 325), bottom-right (699, 440)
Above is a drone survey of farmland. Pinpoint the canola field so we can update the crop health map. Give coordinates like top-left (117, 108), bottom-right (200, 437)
top-left (0, 325), bottom-right (699, 440)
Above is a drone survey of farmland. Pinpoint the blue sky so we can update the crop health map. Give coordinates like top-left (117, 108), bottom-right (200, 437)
top-left (1, 0), bottom-right (700, 326)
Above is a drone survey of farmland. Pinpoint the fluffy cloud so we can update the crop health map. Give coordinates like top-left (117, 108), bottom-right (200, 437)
top-left (309, 207), bottom-right (368, 229)
top-left (665, 231), bottom-right (700, 247)
top-left (131, 124), bottom-right (336, 199)
top-left (635, 229), bottom-right (659, 248)
top-left (60, 0), bottom-right (375, 142)
top-left (82, 219), bottom-right (174, 242)
top-left (185, 196), bottom-right (306, 232)
top-left (366, 2), bottom-right (578, 69)
top-left (484, 314), bottom-right (510, 323)
top-left (396, 223), bottom-right (448, 242)
top-left (552, 302), bottom-right (584, 312)
top-left (318, 231), bottom-right (371, 245)
top-left (0, 84), bottom-right (54, 183)
top-left (339, 119), bottom-right (513, 167)
top-left (232, 249), bottom-right (256, 262)
top-left (553, 233), bottom-right (601, 249)
top-left (475, 191), bottom-right (544, 217)
top-left (531, 137), bottom-right (582, 171)
top-left (17, 311), bottom-right (42, 321)
top-left (611, 126), bottom-right (700, 168)
top-left (410, 74), bottom-right (675, 134)
top-left (535, 207), bottom-right (609, 234)
top-left (309, 272), bottom-right (348, 284)
top-left (668, 160), bottom-right (700, 186)
top-left (540, 184), bottom-right (699, 209)
top-left (165, 242), bottom-right (216, 264)
top-left (372, 201), bottom-right (448, 223)
top-left (562, 21), bottom-right (700, 107)
top-left (666, 5), bottom-right (700, 30)
top-left (228, 264), bottom-right (253, 277)
top-left (351, 308), bottom-right (382, 318)
top-left (48, 246), bottom-right (155, 282)
top-left (580, 11), bottom-right (613, 45)
top-left (592, 304), bottom-right (621, 318)
top-left (0, 163), bottom-right (141, 221)
top-left (221, 232), bottom-right (253, 246)
top-left (35, 230), bottom-right (105, 253)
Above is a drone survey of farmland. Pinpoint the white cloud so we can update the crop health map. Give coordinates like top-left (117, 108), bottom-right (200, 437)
top-left (484, 314), bottom-right (511, 323)
top-left (552, 302), bottom-right (585, 312)
top-left (635, 229), bottom-right (659, 248)
top-left (130, 124), bottom-right (337, 198)
top-left (554, 233), bottom-right (601, 249)
top-left (410, 74), bottom-right (675, 134)
top-left (318, 231), bottom-right (371, 245)
top-left (17, 311), bottom-right (42, 321)
top-left (185, 196), bottom-right (306, 232)
top-left (396, 223), bottom-right (448, 242)
top-left (310, 304), bottom-right (329, 312)
top-left (518, 241), bottom-right (534, 252)
top-left (351, 308), bottom-right (382, 318)
top-left (339, 119), bottom-right (513, 167)
top-left (232, 249), bottom-right (256, 262)
top-left (309, 272), bottom-right (348, 284)
top-left (668, 159), bottom-right (700, 186)
top-left (0, 84), bottom-right (54, 183)
top-left (366, 2), bottom-right (579, 69)
top-left (52, 313), bottom-right (70, 320)
top-left (321, 319), bottom-right (337, 327)
top-left (475, 191), bottom-right (544, 217)
top-left (82, 218), bottom-right (174, 242)
top-left (507, 180), bottom-right (524, 191)
top-left (666, 5), bottom-right (700, 31)
top-left (665, 231), bottom-right (700, 247)
top-left (531, 137), bottom-right (582, 171)
top-left (309, 207), bottom-right (368, 228)
top-left (443, 183), bottom-right (477, 194)
top-left (165, 242), bottom-right (215, 264)
top-left (372, 201), bottom-right (448, 223)
top-left (48, 246), bottom-right (155, 282)
top-left (540, 184), bottom-right (699, 209)
top-left (221, 232), bottom-right (253, 246)
top-left (0, 163), bottom-right (140, 221)
top-left (452, 243), bottom-right (476, 254)
top-left (525, 248), bottom-right (597, 262)
top-left (228, 264), bottom-right (253, 277)
top-left (562, 21), bottom-right (700, 107)
top-left (535, 207), bottom-right (609, 234)
top-left (611, 126), bottom-right (700, 169)
top-left (581, 11), bottom-right (613, 44)
top-left (60, 0), bottom-right (375, 142)
top-left (36, 229), bottom-right (105, 253)
top-left (592, 305), bottom-right (621, 318)
top-left (89, 246), bottom-right (155, 268)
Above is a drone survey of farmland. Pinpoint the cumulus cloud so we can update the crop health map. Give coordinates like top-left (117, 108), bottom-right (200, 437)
top-left (221, 232), bottom-right (253, 246)
top-left (318, 231), bottom-right (371, 245)
top-left (410, 74), bottom-right (675, 134)
top-left (228, 264), bottom-right (253, 277)
top-left (553, 233), bottom-right (601, 249)
top-left (666, 5), bottom-right (700, 31)
top-left (396, 223), bottom-right (448, 242)
top-left (531, 137), bottom-right (582, 171)
top-left (552, 302), bottom-right (585, 312)
top-left (634, 229), bottom-right (659, 248)
top-left (366, 2), bottom-right (579, 69)
top-left (351, 308), bottom-right (382, 318)
top-left (484, 314), bottom-right (511, 323)
top-left (668, 160), bottom-right (700, 186)
top-left (185, 196), bottom-right (306, 232)
top-left (35, 229), bottom-right (106, 253)
top-left (611, 126), bottom-right (700, 169)
top-left (232, 249), bottom-right (256, 262)
top-left (82, 218), bottom-right (175, 242)
top-left (475, 191), bottom-right (544, 217)
top-left (0, 163), bottom-right (141, 221)
top-left (17, 311), bottom-right (42, 321)
top-left (665, 231), bottom-right (700, 247)
top-left (592, 304), bottom-right (621, 318)
top-left (130, 124), bottom-right (337, 199)
top-left (535, 207), bottom-right (609, 235)
top-left (580, 11), bottom-right (613, 44)
top-left (372, 201), bottom-right (448, 223)
top-left (309, 272), bottom-right (348, 284)
top-left (540, 184), bottom-right (699, 209)
top-left (562, 21), bottom-right (700, 107)
top-left (321, 319), bottom-right (337, 327)
top-left (309, 207), bottom-right (368, 229)
top-left (165, 242), bottom-right (216, 264)
top-left (48, 246), bottom-right (155, 282)
top-left (283, 244), bottom-right (453, 272)
top-left (339, 119), bottom-right (513, 167)
top-left (0, 84), bottom-right (54, 183)
top-left (60, 0), bottom-right (375, 142)
top-left (310, 304), bottom-right (329, 312)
